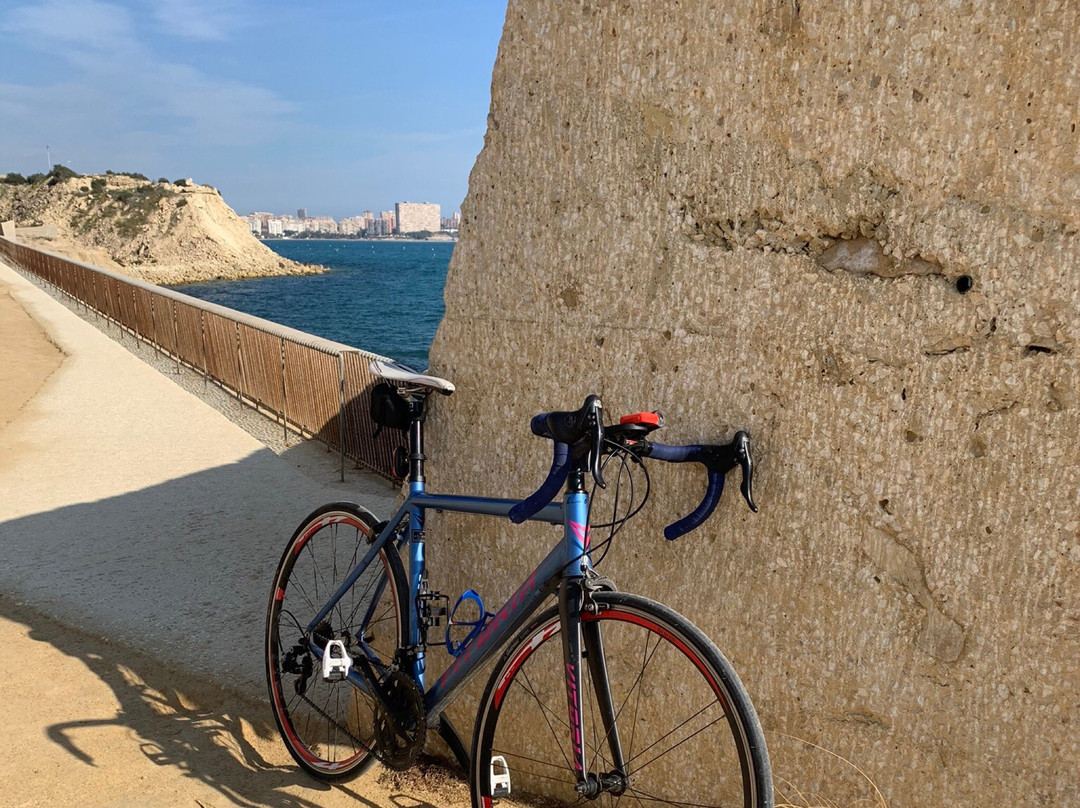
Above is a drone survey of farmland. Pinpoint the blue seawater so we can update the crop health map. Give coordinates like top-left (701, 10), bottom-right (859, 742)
top-left (169, 240), bottom-right (452, 369)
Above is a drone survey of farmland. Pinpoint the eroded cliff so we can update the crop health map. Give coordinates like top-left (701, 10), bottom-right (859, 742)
top-left (0, 173), bottom-right (314, 283)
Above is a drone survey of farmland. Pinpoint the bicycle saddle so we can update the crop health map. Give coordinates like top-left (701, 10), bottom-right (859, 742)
top-left (370, 360), bottom-right (456, 396)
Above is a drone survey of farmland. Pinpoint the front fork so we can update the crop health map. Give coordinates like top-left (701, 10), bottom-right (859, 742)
top-left (559, 578), bottom-right (628, 798)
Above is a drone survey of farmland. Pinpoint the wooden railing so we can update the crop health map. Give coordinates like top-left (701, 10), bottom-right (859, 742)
top-left (0, 237), bottom-right (400, 481)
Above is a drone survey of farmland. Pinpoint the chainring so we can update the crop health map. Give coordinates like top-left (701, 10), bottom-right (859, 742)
top-left (373, 670), bottom-right (426, 771)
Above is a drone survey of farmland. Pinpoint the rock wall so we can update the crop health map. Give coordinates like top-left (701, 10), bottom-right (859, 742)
top-left (426, 2), bottom-right (1078, 805)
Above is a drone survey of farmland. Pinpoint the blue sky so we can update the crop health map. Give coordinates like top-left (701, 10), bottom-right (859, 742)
top-left (0, 1), bottom-right (507, 217)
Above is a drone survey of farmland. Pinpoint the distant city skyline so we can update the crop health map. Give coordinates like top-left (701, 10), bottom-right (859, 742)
top-left (0, 1), bottom-right (508, 219)
top-left (244, 202), bottom-right (460, 238)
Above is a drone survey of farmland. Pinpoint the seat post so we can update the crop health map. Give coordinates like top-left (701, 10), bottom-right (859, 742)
top-left (407, 396), bottom-right (426, 486)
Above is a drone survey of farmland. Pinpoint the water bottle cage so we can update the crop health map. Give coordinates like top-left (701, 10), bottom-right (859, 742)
top-left (445, 589), bottom-right (493, 657)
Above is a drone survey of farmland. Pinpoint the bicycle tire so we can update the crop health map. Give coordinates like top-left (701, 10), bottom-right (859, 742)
top-left (265, 502), bottom-right (408, 781)
top-left (470, 590), bottom-right (773, 808)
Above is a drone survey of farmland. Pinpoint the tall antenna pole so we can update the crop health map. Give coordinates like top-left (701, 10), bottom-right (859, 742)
top-left (46, 145), bottom-right (52, 171)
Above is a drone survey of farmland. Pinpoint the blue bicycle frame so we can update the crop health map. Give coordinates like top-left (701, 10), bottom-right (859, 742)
top-left (303, 460), bottom-right (594, 730)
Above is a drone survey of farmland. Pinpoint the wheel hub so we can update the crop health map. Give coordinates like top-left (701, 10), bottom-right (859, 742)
top-left (575, 771), bottom-right (629, 799)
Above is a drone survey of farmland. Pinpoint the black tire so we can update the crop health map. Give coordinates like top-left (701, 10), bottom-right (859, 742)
top-left (470, 591), bottom-right (773, 807)
top-left (265, 502), bottom-right (408, 781)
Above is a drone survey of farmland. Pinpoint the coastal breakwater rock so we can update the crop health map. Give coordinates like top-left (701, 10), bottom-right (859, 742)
top-left (426, 2), bottom-right (1079, 806)
top-left (0, 174), bottom-right (315, 284)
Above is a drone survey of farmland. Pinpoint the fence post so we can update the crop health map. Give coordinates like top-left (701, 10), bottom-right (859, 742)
top-left (200, 310), bottom-right (208, 391)
top-left (171, 299), bottom-right (182, 374)
top-left (339, 352), bottom-right (346, 483)
top-left (235, 321), bottom-right (243, 405)
top-left (115, 280), bottom-right (124, 342)
top-left (281, 337), bottom-right (288, 446)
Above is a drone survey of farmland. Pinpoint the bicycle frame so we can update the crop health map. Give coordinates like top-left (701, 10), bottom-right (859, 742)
top-left (303, 415), bottom-right (600, 747)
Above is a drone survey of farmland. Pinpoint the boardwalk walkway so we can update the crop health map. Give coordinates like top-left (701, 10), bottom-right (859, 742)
top-left (0, 259), bottom-right (397, 697)
top-left (0, 260), bottom-right (473, 807)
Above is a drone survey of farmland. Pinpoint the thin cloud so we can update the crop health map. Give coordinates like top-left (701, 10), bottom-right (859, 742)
top-left (0, 0), bottom-right (295, 150)
top-left (146, 0), bottom-right (248, 41)
top-left (3, 0), bottom-right (133, 49)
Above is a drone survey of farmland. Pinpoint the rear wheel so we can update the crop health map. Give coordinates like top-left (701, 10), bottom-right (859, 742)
top-left (265, 502), bottom-right (407, 781)
top-left (470, 591), bottom-right (772, 807)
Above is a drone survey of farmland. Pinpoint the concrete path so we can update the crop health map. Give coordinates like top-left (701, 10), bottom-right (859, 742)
top-left (0, 260), bottom-right (398, 699)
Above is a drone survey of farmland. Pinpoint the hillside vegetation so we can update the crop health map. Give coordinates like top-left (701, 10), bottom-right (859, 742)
top-left (0, 169), bottom-right (316, 284)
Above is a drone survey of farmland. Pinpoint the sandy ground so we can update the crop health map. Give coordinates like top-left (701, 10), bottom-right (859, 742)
top-left (0, 262), bottom-right (478, 807)
top-left (0, 285), bottom-right (64, 432)
top-left (0, 596), bottom-right (473, 808)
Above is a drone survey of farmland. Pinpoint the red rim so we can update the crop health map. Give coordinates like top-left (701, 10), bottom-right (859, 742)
top-left (492, 606), bottom-right (726, 712)
top-left (268, 513), bottom-right (386, 773)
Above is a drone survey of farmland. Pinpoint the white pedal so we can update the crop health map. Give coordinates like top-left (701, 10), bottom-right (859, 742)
top-left (490, 755), bottom-right (511, 797)
top-left (321, 640), bottom-right (353, 682)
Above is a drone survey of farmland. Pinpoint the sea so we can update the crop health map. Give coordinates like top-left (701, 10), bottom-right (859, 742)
top-left (170, 239), bottom-right (452, 370)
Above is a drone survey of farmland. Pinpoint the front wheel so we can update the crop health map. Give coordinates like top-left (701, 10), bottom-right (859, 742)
top-left (265, 502), bottom-right (407, 781)
top-left (470, 591), bottom-right (773, 807)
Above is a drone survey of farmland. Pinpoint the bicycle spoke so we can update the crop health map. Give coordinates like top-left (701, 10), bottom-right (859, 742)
top-left (513, 668), bottom-right (610, 766)
top-left (587, 670), bottom-right (604, 774)
top-left (305, 539), bottom-right (321, 606)
top-left (626, 625), bottom-right (655, 766)
top-left (632, 712), bottom-right (726, 776)
top-left (342, 572), bottom-right (390, 633)
top-left (493, 748), bottom-right (579, 775)
top-left (624, 783), bottom-right (728, 808)
top-left (611, 628), bottom-right (663, 735)
top-left (519, 668), bottom-right (575, 774)
top-left (583, 624), bottom-right (661, 780)
top-left (285, 572), bottom-right (316, 614)
top-left (625, 700), bottom-right (719, 768)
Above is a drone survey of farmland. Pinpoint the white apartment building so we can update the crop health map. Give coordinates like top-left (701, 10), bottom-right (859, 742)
top-left (395, 202), bottom-right (440, 235)
top-left (339, 216), bottom-right (365, 235)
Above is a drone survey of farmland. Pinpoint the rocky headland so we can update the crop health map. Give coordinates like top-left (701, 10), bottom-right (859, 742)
top-left (0, 171), bottom-right (319, 284)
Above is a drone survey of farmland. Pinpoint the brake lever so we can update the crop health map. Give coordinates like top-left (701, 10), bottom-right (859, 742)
top-left (589, 398), bottom-right (606, 489)
top-left (732, 431), bottom-right (757, 512)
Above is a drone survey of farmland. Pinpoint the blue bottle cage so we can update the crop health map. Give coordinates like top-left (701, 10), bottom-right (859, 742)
top-left (445, 589), bottom-right (493, 657)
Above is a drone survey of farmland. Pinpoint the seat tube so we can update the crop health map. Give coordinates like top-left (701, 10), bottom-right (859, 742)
top-left (407, 409), bottom-right (426, 687)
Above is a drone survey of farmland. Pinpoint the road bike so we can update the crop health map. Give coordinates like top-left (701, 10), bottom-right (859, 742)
top-left (265, 360), bottom-right (773, 807)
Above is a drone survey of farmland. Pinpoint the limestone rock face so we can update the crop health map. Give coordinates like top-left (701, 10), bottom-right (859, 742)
top-left (427, 2), bottom-right (1078, 805)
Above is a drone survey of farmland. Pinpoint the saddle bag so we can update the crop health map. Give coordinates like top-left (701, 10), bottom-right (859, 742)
top-left (370, 382), bottom-right (410, 436)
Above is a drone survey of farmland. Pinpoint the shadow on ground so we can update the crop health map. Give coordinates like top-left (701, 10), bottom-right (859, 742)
top-left (0, 438), bottom-right (470, 807)
top-left (1, 597), bottom-right (460, 808)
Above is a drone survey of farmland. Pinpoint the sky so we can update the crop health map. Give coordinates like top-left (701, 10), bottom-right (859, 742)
top-left (0, 0), bottom-right (508, 218)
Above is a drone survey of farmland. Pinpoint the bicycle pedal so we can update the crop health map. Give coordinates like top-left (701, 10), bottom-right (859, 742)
top-left (417, 591), bottom-right (450, 644)
top-left (321, 639), bottom-right (353, 682)
top-left (490, 755), bottom-right (511, 797)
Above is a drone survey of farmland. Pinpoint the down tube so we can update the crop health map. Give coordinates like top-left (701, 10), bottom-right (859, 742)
top-left (423, 542), bottom-right (568, 724)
